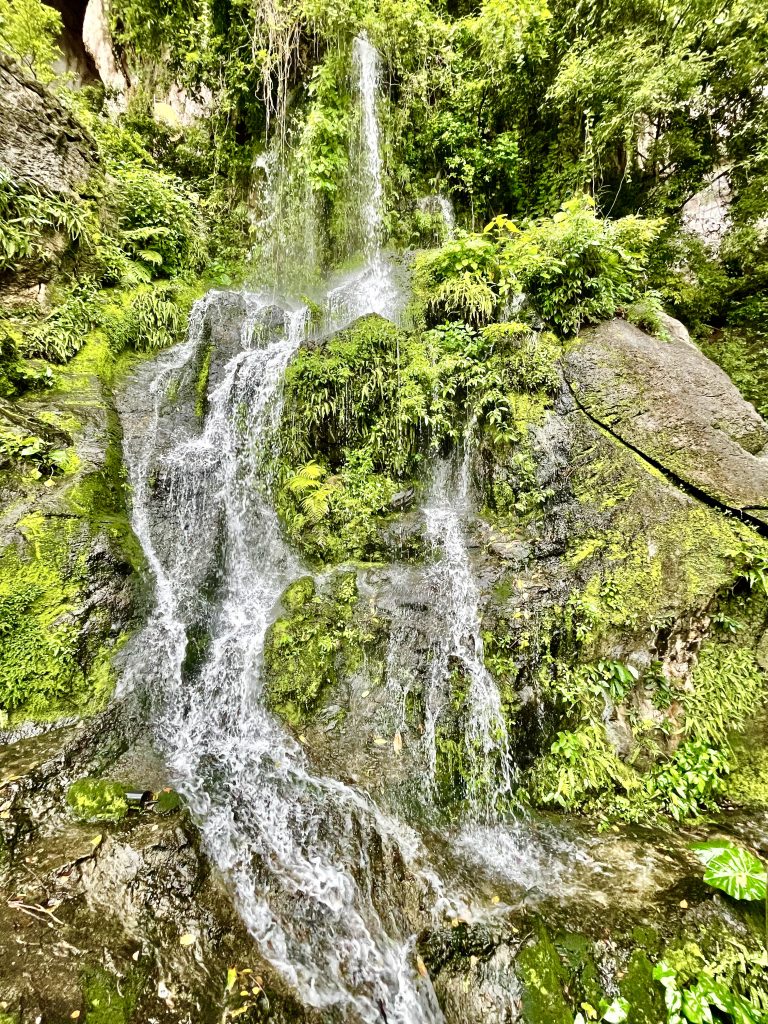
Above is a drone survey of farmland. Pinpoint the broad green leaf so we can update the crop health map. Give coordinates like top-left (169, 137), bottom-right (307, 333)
top-left (695, 842), bottom-right (766, 901)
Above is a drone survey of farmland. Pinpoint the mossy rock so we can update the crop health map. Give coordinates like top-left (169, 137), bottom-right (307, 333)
top-left (81, 964), bottom-right (147, 1024)
top-left (153, 788), bottom-right (182, 815)
top-left (620, 950), bottom-right (666, 1024)
top-left (281, 576), bottom-right (316, 612)
top-left (66, 778), bottom-right (128, 822)
top-left (263, 571), bottom-right (381, 728)
top-left (517, 925), bottom-right (572, 1024)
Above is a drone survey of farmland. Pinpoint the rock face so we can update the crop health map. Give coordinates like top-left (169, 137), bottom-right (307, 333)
top-left (0, 342), bottom-right (142, 728)
top-left (565, 318), bottom-right (768, 525)
top-left (0, 722), bottom-right (321, 1024)
top-left (681, 171), bottom-right (732, 252)
top-left (0, 55), bottom-right (97, 193)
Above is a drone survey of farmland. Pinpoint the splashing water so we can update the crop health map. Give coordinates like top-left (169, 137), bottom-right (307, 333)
top-left (117, 35), bottom-right (503, 1024)
top-left (121, 293), bottom-right (451, 1022)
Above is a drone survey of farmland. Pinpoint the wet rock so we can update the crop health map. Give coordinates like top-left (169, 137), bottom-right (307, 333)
top-left (390, 486), bottom-right (415, 511)
top-left (0, 723), bottom-right (324, 1024)
top-left (565, 319), bottom-right (768, 524)
top-left (681, 170), bottom-right (732, 253)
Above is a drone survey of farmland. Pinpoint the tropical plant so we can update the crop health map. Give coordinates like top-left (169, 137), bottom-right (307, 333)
top-left (0, 0), bottom-right (62, 81)
top-left (692, 840), bottom-right (767, 902)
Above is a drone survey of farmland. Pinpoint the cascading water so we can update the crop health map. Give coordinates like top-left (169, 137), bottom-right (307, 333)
top-left (122, 295), bottom-right (451, 1022)
top-left (116, 35), bottom-right (463, 1020)
top-left (388, 449), bottom-right (514, 814)
top-left (353, 32), bottom-right (384, 260)
top-left (326, 33), bottom-right (401, 326)
top-left (119, 31), bottom-right (511, 1023)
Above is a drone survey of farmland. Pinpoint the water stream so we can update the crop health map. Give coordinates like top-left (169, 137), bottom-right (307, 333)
top-left (420, 455), bottom-right (514, 813)
top-left (122, 293), bottom-right (453, 1021)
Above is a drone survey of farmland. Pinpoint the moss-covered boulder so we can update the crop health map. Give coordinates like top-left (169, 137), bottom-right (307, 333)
top-left (565, 318), bottom-right (768, 525)
top-left (0, 336), bottom-right (142, 727)
top-left (263, 571), bottom-right (384, 729)
top-left (66, 777), bottom-right (128, 822)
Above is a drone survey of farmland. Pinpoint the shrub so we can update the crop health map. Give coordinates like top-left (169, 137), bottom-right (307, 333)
top-left (111, 165), bottom-right (204, 278)
top-left (105, 285), bottom-right (190, 353)
top-left (0, 0), bottom-right (62, 82)
top-left (415, 195), bottom-right (664, 335)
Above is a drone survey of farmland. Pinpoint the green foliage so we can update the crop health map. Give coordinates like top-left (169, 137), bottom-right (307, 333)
top-left (0, 175), bottom-right (92, 274)
top-left (299, 51), bottom-right (352, 198)
top-left (645, 741), bottom-right (730, 823)
top-left (0, 513), bottom-right (117, 722)
top-left (276, 313), bottom-right (560, 561)
top-left (684, 645), bottom-right (767, 746)
top-left (105, 285), bottom-right (190, 353)
top-left (66, 778), bottom-right (129, 822)
top-left (0, 0), bottom-right (62, 81)
top-left (654, 961), bottom-right (766, 1024)
top-left (415, 197), bottom-right (663, 335)
top-left (22, 284), bottom-right (101, 363)
top-left (529, 723), bottom-right (638, 811)
top-left (110, 165), bottom-right (204, 279)
top-left (692, 840), bottom-right (767, 902)
top-left (0, 423), bottom-right (77, 479)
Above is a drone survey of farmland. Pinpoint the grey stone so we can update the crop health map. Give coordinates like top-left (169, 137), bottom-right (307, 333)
top-left (0, 55), bottom-right (97, 193)
top-left (565, 318), bottom-right (768, 523)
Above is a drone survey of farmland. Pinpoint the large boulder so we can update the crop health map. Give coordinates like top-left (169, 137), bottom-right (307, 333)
top-left (0, 55), bottom-right (97, 194)
top-left (564, 318), bottom-right (768, 525)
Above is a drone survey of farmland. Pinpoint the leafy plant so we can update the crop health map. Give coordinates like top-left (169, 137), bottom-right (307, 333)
top-left (646, 741), bottom-right (731, 823)
top-left (0, 0), bottom-right (62, 81)
top-left (415, 196), bottom-right (664, 335)
top-left (654, 961), bottom-right (765, 1024)
top-left (692, 840), bottom-right (767, 902)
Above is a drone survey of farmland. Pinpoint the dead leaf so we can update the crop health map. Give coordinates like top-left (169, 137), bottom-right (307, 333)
top-left (373, 736), bottom-right (387, 746)
top-left (416, 955), bottom-right (428, 978)
top-left (393, 731), bottom-right (403, 754)
top-left (70, 1012), bottom-right (81, 1020)
top-left (679, 899), bottom-right (688, 909)
top-left (179, 933), bottom-right (196, 947)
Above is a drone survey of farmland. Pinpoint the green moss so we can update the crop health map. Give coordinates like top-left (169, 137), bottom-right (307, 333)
top-left (67, 778), bottom-right (128, 822)
top-left (0, 515), bottom-right (92, 720)
top-left (618, 950), bottom-right (666, 1024)
top-left (195, 341), bottom-right (213, 420)
top-left (263, 571), bottom-right (382, 728)
top-left (282, 576), bottom-right (316, 611)
top-left (517, 925), bottom-right (572, 1024)
top-left (82, 965), bottom-right (145, 1024)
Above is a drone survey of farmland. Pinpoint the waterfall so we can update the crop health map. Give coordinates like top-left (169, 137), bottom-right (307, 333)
top-left (418, 453), bottom-right (514, 813)
top-left (116, 36), bottom-right (505, 1023)
top-left (121, 294), bottom-right (452, 1022)
top-left (353, 33), bottom-right (384, 260)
